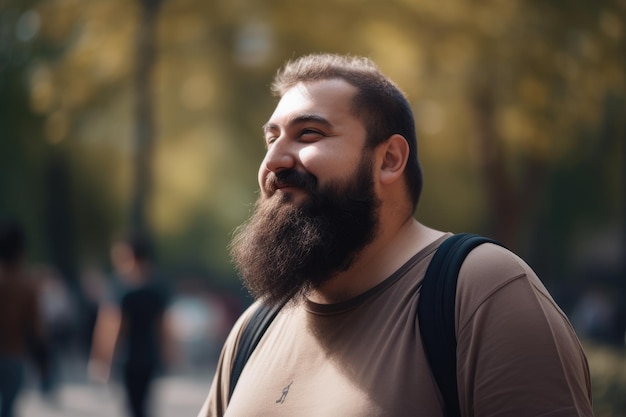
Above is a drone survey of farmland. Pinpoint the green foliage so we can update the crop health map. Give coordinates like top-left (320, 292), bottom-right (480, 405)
top-left (586, 342), bottom-right (626, 417)
top-left (0, 0), bottom-right (624, 293)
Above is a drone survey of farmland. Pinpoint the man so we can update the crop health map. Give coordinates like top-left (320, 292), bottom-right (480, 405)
top-left (89, 233), bottom-right (175, 417)
top-left (0, 219), bottom-right (49, 417)
top-left (198, 54), bottom-right (593, 416)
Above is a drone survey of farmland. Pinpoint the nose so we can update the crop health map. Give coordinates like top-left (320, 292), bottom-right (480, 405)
top-left (261, 135), bottom-right (297, 174)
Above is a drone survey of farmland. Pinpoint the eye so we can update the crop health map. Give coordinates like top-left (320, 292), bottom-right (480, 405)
top-left (300, 129), bottom-right (324, 141)
top-left (264, 135), bottom-right (277, 147)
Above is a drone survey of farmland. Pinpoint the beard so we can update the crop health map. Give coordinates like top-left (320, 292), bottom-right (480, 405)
top-left (229, 156), bottom-right (381, 307)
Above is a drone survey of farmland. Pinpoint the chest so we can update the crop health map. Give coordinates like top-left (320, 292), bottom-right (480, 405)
top-left (225, 306), bottom-right (444, 417)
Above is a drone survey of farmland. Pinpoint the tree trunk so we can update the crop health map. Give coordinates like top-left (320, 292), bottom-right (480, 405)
top-left (471, 81), bottom-right (547, 250)
top-left (471, 84), bottom-right (519, 246)
top-left (131, 0), bottom-right (162, 236)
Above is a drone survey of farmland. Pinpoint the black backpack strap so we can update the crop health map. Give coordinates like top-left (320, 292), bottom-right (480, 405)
top-left (228, 301), bottom-right (284, 399)
top-left (418, 233), bottom-right (500, 417)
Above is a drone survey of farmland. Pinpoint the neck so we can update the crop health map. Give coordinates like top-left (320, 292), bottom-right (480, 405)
top-left (308, 218), bottom-right (444, 304)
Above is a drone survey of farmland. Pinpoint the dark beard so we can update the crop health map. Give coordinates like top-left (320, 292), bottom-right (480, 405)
top-left (229, 157), bottom-right (380, 307)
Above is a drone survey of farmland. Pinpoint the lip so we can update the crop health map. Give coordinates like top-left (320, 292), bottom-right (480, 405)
top-left (274, 181), bottom-right (300, 191)
top-left (275, 185), bottom-right (302, 193)
top-left (268, 185), bottom-right (309, 201)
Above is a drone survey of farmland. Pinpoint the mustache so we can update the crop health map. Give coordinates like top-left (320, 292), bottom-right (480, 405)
top-left (265, 170), bottom-right (318, 194)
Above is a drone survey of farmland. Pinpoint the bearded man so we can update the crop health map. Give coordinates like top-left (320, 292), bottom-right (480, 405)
top-left (198, 54), bottom-right (593, 417)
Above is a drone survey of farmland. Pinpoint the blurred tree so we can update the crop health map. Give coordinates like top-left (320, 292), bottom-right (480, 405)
top-left (1, 0), bottom-right (623, 292)
top-left (131, 0), bottom-right (164, 238)
top-left (465, 0), bottom-right (626, 251)
top-left (43, 148), bottom-right (77, 282)
top-left (3, 1), bottom-right (623, 411)
top-left (0, 1), bottom-right (63, 266)
top-left (0, 0), bottom-right (127, 278)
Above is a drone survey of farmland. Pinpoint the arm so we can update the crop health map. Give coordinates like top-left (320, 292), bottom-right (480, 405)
top-left (88, 303), bottom-right (122, 383)
top-left (456, 244), bottom-right (593, 417)
top-left (160, 308), bottom-right (181, 371)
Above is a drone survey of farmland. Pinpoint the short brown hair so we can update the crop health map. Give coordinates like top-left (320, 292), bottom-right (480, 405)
top-left (271, 53), bottom-right (423, 209)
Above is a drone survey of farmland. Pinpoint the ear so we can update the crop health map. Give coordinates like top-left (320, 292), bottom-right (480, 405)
top-left (379, 134), bottom-right (409, 185)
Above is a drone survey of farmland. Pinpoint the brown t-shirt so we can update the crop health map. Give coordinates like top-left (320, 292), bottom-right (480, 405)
top-left (199, 237), bottom-right (593, 417)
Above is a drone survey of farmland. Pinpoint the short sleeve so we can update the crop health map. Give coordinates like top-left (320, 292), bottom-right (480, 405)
top-left (455, 244), bottom-right (593, 417)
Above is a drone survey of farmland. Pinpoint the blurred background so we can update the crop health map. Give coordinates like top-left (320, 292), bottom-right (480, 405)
top-left (0, 0), bottom-right (624, 415)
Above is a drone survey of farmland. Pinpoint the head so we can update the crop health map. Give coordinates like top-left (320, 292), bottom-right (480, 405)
top-left (0, 218), bottom-right (26, 267)
top-left (271, 53), bottom-right (422, 209)
top-left (230, 54), bottom-right (422, 306)
top-left (111, 232), bottom-right (153, 281)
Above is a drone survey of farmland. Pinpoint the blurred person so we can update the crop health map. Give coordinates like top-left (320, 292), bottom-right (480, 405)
top-left (0, 219), bottom-right (49, 417)
top-left (198, 54), bottom-right (593, 416)
top-left (77, 265), bottom-right (108, 360)
top-left (35, 265), bottom-right (77, 399)
top-left (89, 232), bottom-right (176, 417)
top-left (571, 285), bottom-right (620, 345)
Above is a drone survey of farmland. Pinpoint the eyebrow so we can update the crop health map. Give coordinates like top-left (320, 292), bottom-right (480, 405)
top-left (262, 114), bottom-right (333, 134)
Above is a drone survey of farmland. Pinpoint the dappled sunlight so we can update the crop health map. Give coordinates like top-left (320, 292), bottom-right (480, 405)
top-left (360, 21), bottom-right (424, 93)
top-left (152, 131), bottom-right (215, 234)
top-left (1, 0), bottom-right (624, 413)
top-left (151, 125), bottom-right (252, 235)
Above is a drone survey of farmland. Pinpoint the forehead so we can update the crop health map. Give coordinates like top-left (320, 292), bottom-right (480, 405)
top-left (267, 79), bottom-right (359, 127)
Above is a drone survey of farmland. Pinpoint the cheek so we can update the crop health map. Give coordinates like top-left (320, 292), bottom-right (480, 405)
top-left (299, 146), bottom-right (361, 179)
top-left (298, 145), bottom-right (353, 170)
top-left (297, 147), bottom-right (322, 168)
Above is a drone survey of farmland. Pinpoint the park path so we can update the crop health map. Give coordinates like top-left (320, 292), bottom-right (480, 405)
top-left (16, 374), bottom-right (212, 417)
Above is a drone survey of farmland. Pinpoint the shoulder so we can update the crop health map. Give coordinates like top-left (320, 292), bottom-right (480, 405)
top-left (192, 301), bottom-right (280, 416)
top-left (457, 242), bottom-right (548, 298)
top-left (460, 243), bottom-right (531, 285)
top-left (455, 242), bottom-right (562, 328)
top-left (221, 301), bottom-right (266, 360)
top-left (204, 300), bottom-right (265, 408)
top-left (232, 300), bottom-right (267, 343)
top-left (453, 243), bottom-right (593, 415)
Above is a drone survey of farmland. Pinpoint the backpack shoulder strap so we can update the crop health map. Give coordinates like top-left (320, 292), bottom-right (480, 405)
top-left (229, 301), bottom-right (284, 399)
top-left (418, 233), bottom-right (500, 417)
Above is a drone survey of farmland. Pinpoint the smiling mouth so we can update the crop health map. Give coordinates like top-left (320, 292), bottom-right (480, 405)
top-left (265, 170), bottom-right (318, 196)
top-left (267, 183), bottom-right (311, 203)
top-left (273, 185), bottom-right (306, 196)
top-left (276, 182), bottom-right (300, 191)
